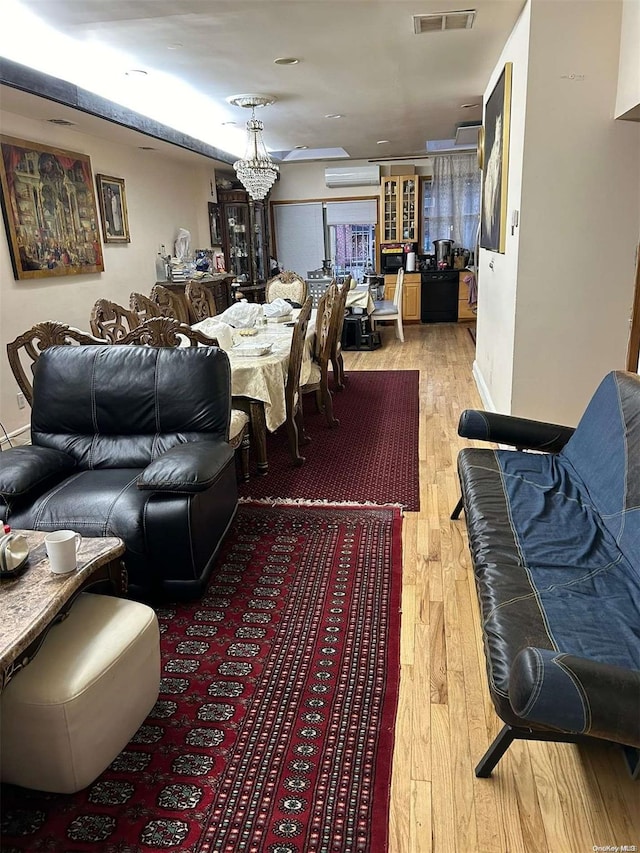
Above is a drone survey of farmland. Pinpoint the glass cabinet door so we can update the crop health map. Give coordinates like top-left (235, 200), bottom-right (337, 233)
top-left (382, 177), bottom-right (399, 242)
top-left (251, 201), bottom-right (267, 283)
top-left (401, 178), bottom-right (417, 240)
top-left (225, 203), bottom-right (250, 280)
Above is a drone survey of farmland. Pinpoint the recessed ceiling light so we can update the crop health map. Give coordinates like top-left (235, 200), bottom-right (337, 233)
top-left (461, 103), bottom-right (480, 109)
top-left (167, 43), bottom-right (183, 50)
top-left (325, 114), bottom-right (343, 119)
top-left (274, 57), bottom-right (299, 65)
top-left (294, 145), bottom-right (308, 150)
top-left (125, 69), bottom-right (148, 78)
top-left (138, 146), bottom-right (156, 150)
top-left (47, 118), bottom-right (77, 126)
top-left (221, 121), bottom-right (237, 126)
top-left (376, 139), bottom-right (390, 144)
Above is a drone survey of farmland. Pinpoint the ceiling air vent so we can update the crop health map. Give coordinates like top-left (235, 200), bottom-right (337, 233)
top-left (413, 9), bottom-right (476, 33)
top-left (47, 118), bottom-right (77, 126)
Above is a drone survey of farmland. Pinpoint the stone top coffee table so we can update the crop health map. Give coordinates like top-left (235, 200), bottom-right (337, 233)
top-left (0, 530), bottom-right (126, 690)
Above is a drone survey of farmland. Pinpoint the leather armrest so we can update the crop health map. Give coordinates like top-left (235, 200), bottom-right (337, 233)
top-left (510, 647), bottom-right (640, 747)
top-left (0, 446), bottom-right (76, 500)
top-left (457, 410), bottom-right (575, 452)
top-left (137, 441), bottom-right (234, 494)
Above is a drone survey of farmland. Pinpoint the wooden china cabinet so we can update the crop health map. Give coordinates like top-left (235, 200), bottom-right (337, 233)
top-left (380, 175), bottom-right (419, 243)
top-left (218, 188), bottom-right (270, 295)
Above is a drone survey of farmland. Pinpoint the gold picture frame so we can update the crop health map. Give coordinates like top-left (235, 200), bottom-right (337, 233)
top-left (0, 135), bottom-right (104, 280)
top-left (480, 62), bottom-right (512, 253)
top-left (96, 174), bottom-right (130, 243)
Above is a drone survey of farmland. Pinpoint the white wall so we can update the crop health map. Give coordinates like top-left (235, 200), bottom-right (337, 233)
top-left (615, 0), bottom-right (640, 117)
top-left (272, 159), bottom-right (432, 202)
top-left (474, 2), bottom-right (531, 414)
top-left (475, 0), bottom-right (640, 425)
top-left (0, 109), bottom-right (217, 436)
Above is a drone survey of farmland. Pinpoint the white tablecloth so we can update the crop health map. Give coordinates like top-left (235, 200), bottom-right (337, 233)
top-left (346, 287), bottom-right (375, 315)
top-left (194, 310), bottom-right (316, 432)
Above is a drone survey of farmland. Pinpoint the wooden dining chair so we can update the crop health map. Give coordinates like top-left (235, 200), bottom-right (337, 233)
top-left (116, 317), bottom-right (250, 480)
top-left (185, 280), bottom-right (217, 323)
top-left (371, 267), bottom-right (404, 343)
top-left (129, 291), bottom-right (161, 323)
top-left (150, 284), bottom-right (190, 324)
top-left (330, 278), bottom-right (350, 391)
top-left (284, 296), bottom-right (313, 466)
top-left (90, 298), bottom-right (140, 342)
top-left (300, 283), bottom-right (339, 429)
top-left (265, 270), bottom-right (308, 305)
top-left (7, 321), bottom-right (104, 407)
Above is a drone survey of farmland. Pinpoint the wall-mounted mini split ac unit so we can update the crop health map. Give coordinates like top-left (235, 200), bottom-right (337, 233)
top-left (324, 165), bottom-right (381, 188)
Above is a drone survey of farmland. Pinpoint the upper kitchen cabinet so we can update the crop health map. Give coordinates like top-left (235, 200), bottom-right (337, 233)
top-left (218, 188), bottom-right (270, 285)
top-left (380, 176), bottom-right (419, 244)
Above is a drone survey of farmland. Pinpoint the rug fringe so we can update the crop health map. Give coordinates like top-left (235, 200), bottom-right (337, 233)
top-left (239, 496), bottom-right (406, 513)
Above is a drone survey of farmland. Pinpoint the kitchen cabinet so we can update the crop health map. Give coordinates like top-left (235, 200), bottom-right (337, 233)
top-left (380, 176), bottom-right (419, 244)
top-left (383, 272), bottom-right (421, 321)
top-left (218, 188), bottom-right (270, 286)
top-left (458, 271), bottom-right (476, 321)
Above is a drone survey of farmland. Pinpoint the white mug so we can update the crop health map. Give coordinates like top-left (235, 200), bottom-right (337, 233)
top-left (45, 530), bottom-right (82, 574)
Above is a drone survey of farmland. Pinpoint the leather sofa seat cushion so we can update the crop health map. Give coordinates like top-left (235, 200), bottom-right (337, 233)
top-left (0, 593), bottom-right (160, 793)
top-left (8, 468), bottom-right (150, 550)
top-left (7, 463), bottom-right (238, 598)
top-left (459, 446), bottom-right (640, 727)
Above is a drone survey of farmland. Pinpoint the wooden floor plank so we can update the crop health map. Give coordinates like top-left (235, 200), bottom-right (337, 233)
top-left (412, 624), bottom-right (432, 781)
top-left (409, 780), bottom-right (432, 853)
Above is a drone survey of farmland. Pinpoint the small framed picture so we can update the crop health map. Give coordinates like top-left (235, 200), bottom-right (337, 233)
top-left (96, 174), bottom-right (131, 243)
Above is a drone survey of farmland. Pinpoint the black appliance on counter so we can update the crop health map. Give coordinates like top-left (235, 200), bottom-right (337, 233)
top-left (380, 244), bottom-right (404, 274)
top-left (421, 270), bottom-right (459, 322)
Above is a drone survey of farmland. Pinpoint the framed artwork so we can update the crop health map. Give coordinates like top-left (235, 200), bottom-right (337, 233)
top-left (208, 201), bottom-right (222, 245)
top-left (96, 174), bottom-right (130, 243)
top-left (480, 62), bottom-right (512, 253)
top-left (0, 135), bottom-right (104, 280)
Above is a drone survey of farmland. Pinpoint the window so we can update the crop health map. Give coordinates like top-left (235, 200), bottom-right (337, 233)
top-left (421, 153), bottom-right (481, 253)
top-left (273, 199), bottom-right (378, 281)
top-left (326, 201), bottom-right (377, 282)
top-left (329, 224), bottom-right (375, 282)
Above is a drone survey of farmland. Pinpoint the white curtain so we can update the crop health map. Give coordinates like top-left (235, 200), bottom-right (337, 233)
top-left (430, 153), bottom-right (481, 251)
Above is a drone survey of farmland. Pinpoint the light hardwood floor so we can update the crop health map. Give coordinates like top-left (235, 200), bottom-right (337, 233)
top-left (342, 323), bottom-right (640, 853)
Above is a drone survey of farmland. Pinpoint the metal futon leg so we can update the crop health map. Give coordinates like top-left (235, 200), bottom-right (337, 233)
top-left (450, 496), bottom-right (464, 520)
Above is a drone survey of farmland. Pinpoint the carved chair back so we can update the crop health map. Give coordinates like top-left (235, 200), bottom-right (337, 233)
top-left (7, 321), bottom-right (104, 407)
top-left (331, 279), bottom-right (350, 360)
top-left (314, 282), bottom-right (338, 367)
top-left (90, 298), bottom-right (140, 342)
top-left (185, 280), bottom-right (217, 323)
top-left (285, 297), bottom-right (312, 417)
top-left (115, 317), bottom-right (219, 348)
top-left (129, 292), bottom-right (161, 323)
top-left (150, 284), bottom-right (190, 324)
top-left (265, 270), bottom-right (308, 305)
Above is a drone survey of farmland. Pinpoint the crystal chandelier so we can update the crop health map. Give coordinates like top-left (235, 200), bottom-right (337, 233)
top-left (227, 94), bottom-right (279, 201)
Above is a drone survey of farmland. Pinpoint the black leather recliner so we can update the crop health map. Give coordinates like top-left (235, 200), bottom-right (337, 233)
top-left (0, 345), bottom-right (238, 600)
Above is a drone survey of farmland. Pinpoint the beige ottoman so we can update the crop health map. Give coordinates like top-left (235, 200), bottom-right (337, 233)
top-left (0, 592), bottom-right (160, 793)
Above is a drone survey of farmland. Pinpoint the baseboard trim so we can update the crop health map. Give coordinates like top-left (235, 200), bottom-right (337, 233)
top-left (472, 360), bottom-right (496, 412)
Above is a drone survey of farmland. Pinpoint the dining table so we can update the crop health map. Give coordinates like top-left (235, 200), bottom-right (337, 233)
top-left (346, 286), bottom-right (376, 315)
top-left (193, 309), bottom-right (316, 474)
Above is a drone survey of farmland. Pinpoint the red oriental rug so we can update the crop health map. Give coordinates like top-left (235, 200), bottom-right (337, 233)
top-left (239, 370), bottom-right (420, 511)
top-left (1, 502), bottom-right (402, 853)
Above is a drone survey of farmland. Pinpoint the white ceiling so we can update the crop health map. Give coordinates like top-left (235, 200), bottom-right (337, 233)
top-left (4, 0), bottom-right (526, 163)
